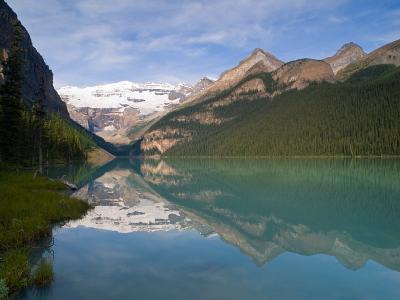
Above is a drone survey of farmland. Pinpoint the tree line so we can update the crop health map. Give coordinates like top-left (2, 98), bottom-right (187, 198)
top-left (152, 64), bottom-right (400, 157)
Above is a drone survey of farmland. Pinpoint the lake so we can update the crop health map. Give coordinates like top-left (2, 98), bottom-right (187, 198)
top-left (19, 158), bottom-right (400, 300)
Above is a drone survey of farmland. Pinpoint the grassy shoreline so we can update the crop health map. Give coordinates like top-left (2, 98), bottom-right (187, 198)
top-left (0, 172), bottom-right (90, 298)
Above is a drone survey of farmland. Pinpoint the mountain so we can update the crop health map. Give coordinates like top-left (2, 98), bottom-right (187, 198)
top-left (337, 39), bottom-right (400, 79)
top-left (0, 0), bottom-right (68, 116)
top-left (140, 40), bottom-right (400, 156)
top-left (324, 42), bottom-right (366, 74)
top-left (58, 79), bottom-right (213, 144)
top-left (187, 48), bottom-right (284, 103)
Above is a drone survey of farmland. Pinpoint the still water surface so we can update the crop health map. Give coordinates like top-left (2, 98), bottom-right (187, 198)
top-left (20, 158), bottom-right (400, 299)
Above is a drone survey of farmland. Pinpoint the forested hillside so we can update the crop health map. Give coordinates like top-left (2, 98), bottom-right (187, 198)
top-left (0, 22), bottom-right (99, 166)
top-left (147, 65), bottom-right (400, 156)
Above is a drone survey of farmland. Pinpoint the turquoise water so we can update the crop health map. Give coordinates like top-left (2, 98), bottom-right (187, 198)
top-left (19, 158), bottom-right (400, 299)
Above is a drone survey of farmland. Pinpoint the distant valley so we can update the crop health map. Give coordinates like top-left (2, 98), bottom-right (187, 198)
top-left (58, 79), bottom-right (214, 144)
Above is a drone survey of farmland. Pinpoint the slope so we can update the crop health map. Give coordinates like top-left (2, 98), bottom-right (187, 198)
top-left (143, 65), bottom-right (400, 156)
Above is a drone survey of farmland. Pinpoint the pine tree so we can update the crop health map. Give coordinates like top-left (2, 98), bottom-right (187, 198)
top-left (0, 22), bottom-right (24, 163)
top-left (32, 78), bottom-right (47, 173)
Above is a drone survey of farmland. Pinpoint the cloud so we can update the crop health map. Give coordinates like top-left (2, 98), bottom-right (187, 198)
top-left (5, 0), bottom-right (399, 86)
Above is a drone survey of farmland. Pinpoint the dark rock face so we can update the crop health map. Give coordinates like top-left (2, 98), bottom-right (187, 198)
top-left (0, 0), bottom-right (68, 116)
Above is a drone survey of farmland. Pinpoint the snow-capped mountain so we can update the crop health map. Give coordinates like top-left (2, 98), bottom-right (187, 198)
top-left (59, 81), bottom-right (192, 115)
top-left (58, 80), bottom-right (213, 144)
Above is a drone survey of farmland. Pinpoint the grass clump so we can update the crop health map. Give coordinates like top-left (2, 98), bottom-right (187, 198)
top-left (0, 279), bottom-right (8, 300)
top-left (31, 259), bottom-right (53, 287)
top-left (0, 172), bottom-right (90, 297)
top-left (0, 250), bottom-right (30, 295)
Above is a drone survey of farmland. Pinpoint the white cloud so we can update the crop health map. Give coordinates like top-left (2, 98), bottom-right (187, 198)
top-left (8, 0), bottom-right (379, 86)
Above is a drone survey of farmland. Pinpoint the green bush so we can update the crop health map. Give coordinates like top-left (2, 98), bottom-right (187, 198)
top-left (31, 259), bottom-right (53, 286)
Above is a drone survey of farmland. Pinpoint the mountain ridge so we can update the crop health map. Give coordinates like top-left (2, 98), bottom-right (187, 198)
top-left (140, 38), bottom-right (400, 156)
top-left (338, 39), bottom-right (400, 79)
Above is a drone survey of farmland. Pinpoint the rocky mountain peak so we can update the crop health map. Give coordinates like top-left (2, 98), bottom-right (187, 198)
top-left (325, 42), bottom-right (366, 74)
top-left (250, 48), bottom-right (280, 61)
top-left (190, 48), bottom-right (283, 99)
top-left (336, 42), bottom-right (364, 55)
top-left (242, 48), bottom-right (283, 71)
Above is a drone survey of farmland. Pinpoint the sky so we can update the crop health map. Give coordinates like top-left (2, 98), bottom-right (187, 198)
top-left (6, 0), bottom-right (400, 88)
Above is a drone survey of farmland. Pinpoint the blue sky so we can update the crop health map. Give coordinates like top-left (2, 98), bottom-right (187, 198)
top-left (6, 0), bottom-right (400, 88)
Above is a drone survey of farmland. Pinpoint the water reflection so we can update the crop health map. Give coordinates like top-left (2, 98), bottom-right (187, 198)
top-left (140, 158), bottom-right (400, 271)
top-left (65, 158), bottom-right (400, 271)
top-left (64, 159), bottom-right (212, 234)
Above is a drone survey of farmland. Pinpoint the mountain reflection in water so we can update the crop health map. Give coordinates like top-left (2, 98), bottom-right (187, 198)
top-left (64, 158), bottom-right (400, 272)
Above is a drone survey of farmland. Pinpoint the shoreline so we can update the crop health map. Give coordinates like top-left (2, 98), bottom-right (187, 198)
top-left (0, 172), bottom-right (91, 298)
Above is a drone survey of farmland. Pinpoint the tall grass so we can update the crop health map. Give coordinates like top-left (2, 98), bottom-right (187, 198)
top-left (31, 259), bottom-right (53, 286)
top-left (0, 172), bottom-right (90, 296)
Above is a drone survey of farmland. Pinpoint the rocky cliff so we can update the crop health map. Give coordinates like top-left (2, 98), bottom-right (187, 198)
top-left (272, 59), bottom-right (335, 91)
top-left (324, 42), bottom-right (366, 74)
top-left (0, 0), bottom-right (68, 116)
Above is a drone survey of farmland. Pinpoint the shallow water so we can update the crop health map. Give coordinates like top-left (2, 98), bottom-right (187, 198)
top-left (19, 158), bottom-right (400, 300)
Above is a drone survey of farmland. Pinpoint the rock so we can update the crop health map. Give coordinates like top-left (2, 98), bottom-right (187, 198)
top-left (272, 59), bottom-right (335, 91)
top-left (60, 178), bottom-right (78, 191)
top-left (232, 78), bottom-right (266, 95)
